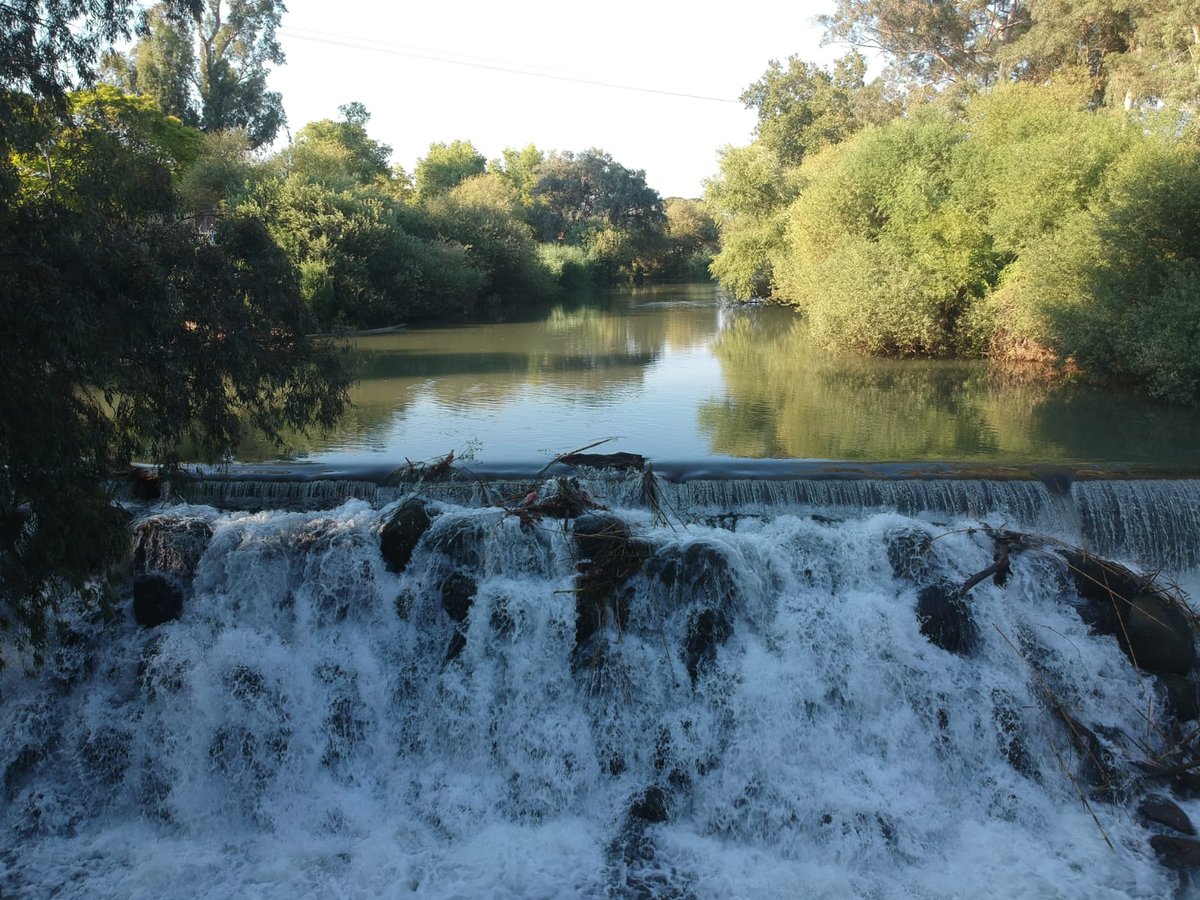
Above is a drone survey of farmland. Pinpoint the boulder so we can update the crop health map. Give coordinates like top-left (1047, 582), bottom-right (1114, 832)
top-left (379, 499), bottom-right (432, 572)
top-left (1151, 834), bottom-right (1200, 868)
top-left (441, 572), bottom-right (477, 623)
top-left (1159, 673), bottom-right (1199, 722)
top-left (885, 527), bottom-right (934, 584)
top-left (573, 515), bottom-right (647, 645)
top-left (629, 786), bottom-right (669, 823)
top-left (1140, 794), bottom-right (1195, 835)
top-left (916, 583), bottom-right (978, 655)
top-left (131, 515), bottom-right (213, 578)
top-left (427, 515), bottom-right (483, 569)
top-left (132, 574), bottom-right (184, 627)
top-left (1062, 550), bottom-right (1147, 636)
top-left (1124, 594), bottom-right (1195, 675)
top-left (646, 541), bottom-right (738, 609)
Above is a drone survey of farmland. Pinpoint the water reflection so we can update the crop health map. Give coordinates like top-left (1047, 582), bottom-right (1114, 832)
top-left (701, 313), bottom-right (1200, 465)
top-left (229, 284), bottom-right (1200, 466)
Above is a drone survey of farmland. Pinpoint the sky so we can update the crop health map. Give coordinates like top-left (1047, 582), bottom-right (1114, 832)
top-left (269, 0), bottom-right (842, 199)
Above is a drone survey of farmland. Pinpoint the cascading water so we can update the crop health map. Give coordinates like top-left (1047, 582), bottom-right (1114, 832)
top-left (3, 474), bottom-right (1199, 898)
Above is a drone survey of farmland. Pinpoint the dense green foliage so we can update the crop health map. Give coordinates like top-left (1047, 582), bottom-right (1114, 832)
top-left (709, 0), bottom-right (1200, 401)
top-left (0, 0), bottom-right (693, 661)
top-left (0, 77), bottom-right (350, 661)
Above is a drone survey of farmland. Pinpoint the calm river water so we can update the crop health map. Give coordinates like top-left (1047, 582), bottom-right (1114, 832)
top-left (237, 283), bottom-right (1200, 468)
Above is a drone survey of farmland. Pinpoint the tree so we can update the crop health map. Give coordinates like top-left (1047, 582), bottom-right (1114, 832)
top-left (530, 148), bottom-right (665, 242)
top-left (2, 92), bottom-right (350, 661)
top-left (105, 0), bottom-right (287, 147)
top-left (704, 142), bottom-right (795, 298)
top-left (2, 0), bottom-right (202, 104)
top-left (656, 197), bottom-right (720, 280)
top-left (414, 140), bottom-right (486, 199)
top-left (1, 4), bottom-right (348, 663)
top-left (1000, 0), bottom-right (1200, 109)
top-left (820, 0), bottom-right (1031, 85)
top-left (741, 51), bottom-right (895, 167)
top-left (288, 102), bottom-right (393, 189)
top-left (492, 143), bottom-right (545, 207)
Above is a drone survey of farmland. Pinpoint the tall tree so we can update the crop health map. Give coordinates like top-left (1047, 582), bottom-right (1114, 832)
top-left (0, 2), bottom-right (347, 663)
top-left (106, 0), bottom-right (287, 147)
top-left (820, 0), bottom-right (1030, 85)
top-left (1002, 0), bottom-right (1200, 108)
top-left (492, 143), bottom-right (545, 207)
top-left (741, 51), bottom-right (897, 167)
top-left (2, 0), bottom-right (199, 103)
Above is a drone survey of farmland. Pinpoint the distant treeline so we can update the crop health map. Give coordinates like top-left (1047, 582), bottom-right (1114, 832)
top-left (706, 0), bottom-right (1200, 402)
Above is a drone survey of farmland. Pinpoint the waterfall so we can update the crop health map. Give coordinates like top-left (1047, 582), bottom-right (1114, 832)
top-left (4, 476), bottom-right (1199, 898)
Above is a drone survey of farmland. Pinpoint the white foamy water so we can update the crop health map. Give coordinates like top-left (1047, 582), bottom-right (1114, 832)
top-left (3, 484), bottom-right (1198, 898)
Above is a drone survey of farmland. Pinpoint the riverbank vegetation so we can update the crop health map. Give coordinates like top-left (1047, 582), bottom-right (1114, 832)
top-left (707, 0), bottom-right (1200, 402)
top-left (0, 0), bottom-right (720, 658)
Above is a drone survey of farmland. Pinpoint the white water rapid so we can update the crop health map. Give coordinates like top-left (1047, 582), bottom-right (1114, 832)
top-left (3, 475), bottom-right (1199, 898)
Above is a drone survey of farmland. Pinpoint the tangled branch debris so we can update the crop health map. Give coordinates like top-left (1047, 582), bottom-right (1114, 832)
top-left (503, 477), bottom-right (606, 530)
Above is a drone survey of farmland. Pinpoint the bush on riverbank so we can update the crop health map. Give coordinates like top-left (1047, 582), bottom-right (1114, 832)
top-left (736, 81), bottom-right (1200, 401)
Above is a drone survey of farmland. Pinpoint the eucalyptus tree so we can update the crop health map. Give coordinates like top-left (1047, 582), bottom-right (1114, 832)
top-left (820, 0), bottom-right (1031, 85)
top-left (105, 0), bottom-right (287, 147)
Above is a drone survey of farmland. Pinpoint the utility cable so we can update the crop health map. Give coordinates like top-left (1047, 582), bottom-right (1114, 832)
top-left (279, 25), bottom-right (741, 104)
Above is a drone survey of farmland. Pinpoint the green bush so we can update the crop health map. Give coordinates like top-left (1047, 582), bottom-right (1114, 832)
top-left (537, 242), bottom-right (596, 289)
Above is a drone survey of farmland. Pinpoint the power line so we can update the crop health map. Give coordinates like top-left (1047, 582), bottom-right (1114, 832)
top-left (279, 26), bottom-right (741, 105)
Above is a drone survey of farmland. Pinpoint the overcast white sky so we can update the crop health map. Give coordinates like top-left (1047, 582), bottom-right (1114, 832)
top-left (269, 0), bottom-right (842, 198)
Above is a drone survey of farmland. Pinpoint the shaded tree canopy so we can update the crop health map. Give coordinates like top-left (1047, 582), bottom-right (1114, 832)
top-left (0, 1), bottom-right (348, 663)
top-left (531, 148), bottom-right (665, 242)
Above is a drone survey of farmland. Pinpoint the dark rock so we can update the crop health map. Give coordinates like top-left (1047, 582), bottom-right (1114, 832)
top-left (646, 541), bottom-right (738, 608)
top-left (885, 527), bottom-right (934, 583)
top-left (573, 514), bottom-right (634, 565)
top-left (441, 572), bottom-right (477, 623)
top-left (1124, 594), bottom-right (1195, 675)
top-left (129, 467), bottom-right (162, 500)
top-left (685, 608), bottom-right (733, 683)
top-left (379, 499), bottom-right (432, 572)
top-left (1063, 550), bottom-right (1149, 635)
top-left (132, 574), bottom-right (184, 627)
top-left (1151, 834), bottom-right (1200, 868)
top-left (1160, 673), bottom-right (1200, 722)
top-left (131, 515), bottom-right (213, 578)
top-left (427, 515), bottom-right (483, 569)
top-left (1140, 794), bottom-right (1196, 835)
top-left (571, 634), bottom-right (633, 697)
top-left (1058, 712), bottom-right (1122, 795)
top-left (630, 786), bottom-right (669, 823)
top-left (916, 583), bottom-right (978, 655)
top-left (573, 515), bottom-right (648, 644)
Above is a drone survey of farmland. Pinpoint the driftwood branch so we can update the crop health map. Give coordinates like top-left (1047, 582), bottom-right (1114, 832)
top-left (960, 532), bottom-right (1011, 597)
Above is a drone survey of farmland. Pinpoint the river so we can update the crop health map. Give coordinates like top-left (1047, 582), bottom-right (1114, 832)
top-left (233, 283), bottom-right (1200, 470)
